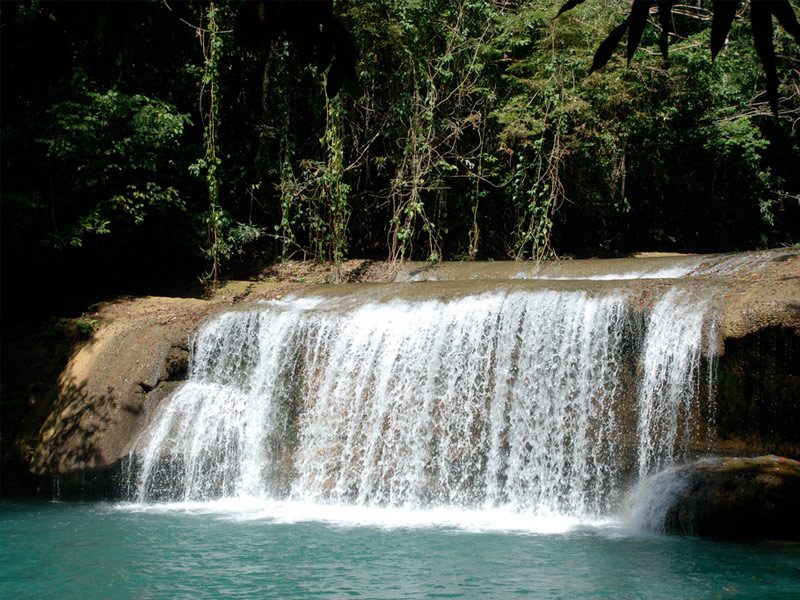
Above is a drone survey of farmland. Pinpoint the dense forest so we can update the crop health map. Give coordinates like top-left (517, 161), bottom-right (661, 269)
top-left (2, 0), bottom-right (799, 318)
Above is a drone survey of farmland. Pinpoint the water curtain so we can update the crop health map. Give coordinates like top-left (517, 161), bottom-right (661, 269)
top-left (132, 288), bottom-right (714, 518)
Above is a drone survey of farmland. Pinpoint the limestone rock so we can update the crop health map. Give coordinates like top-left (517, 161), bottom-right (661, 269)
top-left (10, 297), bottom-right (210, 492)
top-left (663, 455), bottom-right (800, 539)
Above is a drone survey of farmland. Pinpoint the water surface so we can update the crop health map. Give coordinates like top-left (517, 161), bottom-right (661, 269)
top-left (3, 500), bottom-right (798, 599)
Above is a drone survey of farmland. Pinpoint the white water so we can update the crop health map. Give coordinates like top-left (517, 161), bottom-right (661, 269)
top-left (132, 287), bottom-right (715, 526)
top-left (514, 250), bottom-right (785, 281)
top-left (624, 465), bottom-right (693, 534)
top-left (519, 264), bottom-right (699, 281)
top-left (117, 496), bottom-right (606, 534)
top-left (636, 290), bottom-right (713, 478)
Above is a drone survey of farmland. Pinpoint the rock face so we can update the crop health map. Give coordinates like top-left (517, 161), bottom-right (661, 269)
top-left (712, 327), bottom-right (800, 458)
top-left (662, 456), bottom-right (800, 539)
top-left (4, 251), bottom-right (799, 513)
top-left (7, 296), bottom-right (209, 498)
top-left (4, 280), bottom-right (301, 498)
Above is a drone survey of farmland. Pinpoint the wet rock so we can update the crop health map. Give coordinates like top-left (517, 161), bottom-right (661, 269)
top-left (3, 282), bottom-right (289, 497)
top-left (162, 343), bottom-right (190, 381)
top-left (711, 327), bottom-right (800, 458)
top-left (663, 455), bottom-right (800, 540)
top-left (6, 251), bottom-right (799, 501)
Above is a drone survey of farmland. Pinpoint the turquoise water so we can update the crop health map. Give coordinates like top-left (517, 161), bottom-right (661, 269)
top-left (2, 500), bottom-right (799, 599)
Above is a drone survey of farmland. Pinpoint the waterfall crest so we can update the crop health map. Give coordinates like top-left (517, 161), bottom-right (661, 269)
top-left (132, 287), bottom-right (715, 518)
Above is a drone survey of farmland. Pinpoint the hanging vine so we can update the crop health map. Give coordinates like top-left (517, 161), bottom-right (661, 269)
top-left (320, 81), bottom-right (350, 264)
top-left (195, 2), bottom-right (224, 286)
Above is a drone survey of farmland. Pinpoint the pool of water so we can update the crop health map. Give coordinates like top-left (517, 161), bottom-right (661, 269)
top-left (2, 500), bottom-right (799, 599)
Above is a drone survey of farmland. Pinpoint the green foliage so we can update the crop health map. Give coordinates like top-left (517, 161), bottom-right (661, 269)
top-left (2, 0), bottom-right (798, 306)
top-left (40, 313), bottom-right (99, 340)
top-left (315, 86), bottom-right (351, 264)
top-left (260, 0), bottom-right (798, 259)
top-left (35, 82), bottom-right (189, 248)
top-left (488, 0), bottom-right (799, 253)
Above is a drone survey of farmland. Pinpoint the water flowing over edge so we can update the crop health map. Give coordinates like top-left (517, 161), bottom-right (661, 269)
top-left (127, 286), bottom-right (717, 532)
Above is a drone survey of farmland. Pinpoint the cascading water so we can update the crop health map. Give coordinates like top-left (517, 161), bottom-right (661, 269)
top-left (636, 290), bottom-right (713, 479)
top-left (131, 285), bottom-right (715, 522)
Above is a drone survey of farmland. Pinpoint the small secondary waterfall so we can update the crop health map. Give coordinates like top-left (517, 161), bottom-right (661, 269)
top-left (131, 286), bottom-right (715, 519)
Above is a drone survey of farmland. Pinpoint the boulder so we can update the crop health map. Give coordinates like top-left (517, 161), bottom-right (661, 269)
top-left (662, 455), bottom-right (800, 539)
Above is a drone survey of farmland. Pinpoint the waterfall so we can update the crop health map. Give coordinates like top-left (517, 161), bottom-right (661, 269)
top-left (131, 287), bottom-right (715, 518)
top-left (636, 290), bottom-right (712, 479)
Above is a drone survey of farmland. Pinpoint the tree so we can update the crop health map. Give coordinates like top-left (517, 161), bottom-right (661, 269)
top-left (559, 0), bottom-right (800, 113)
